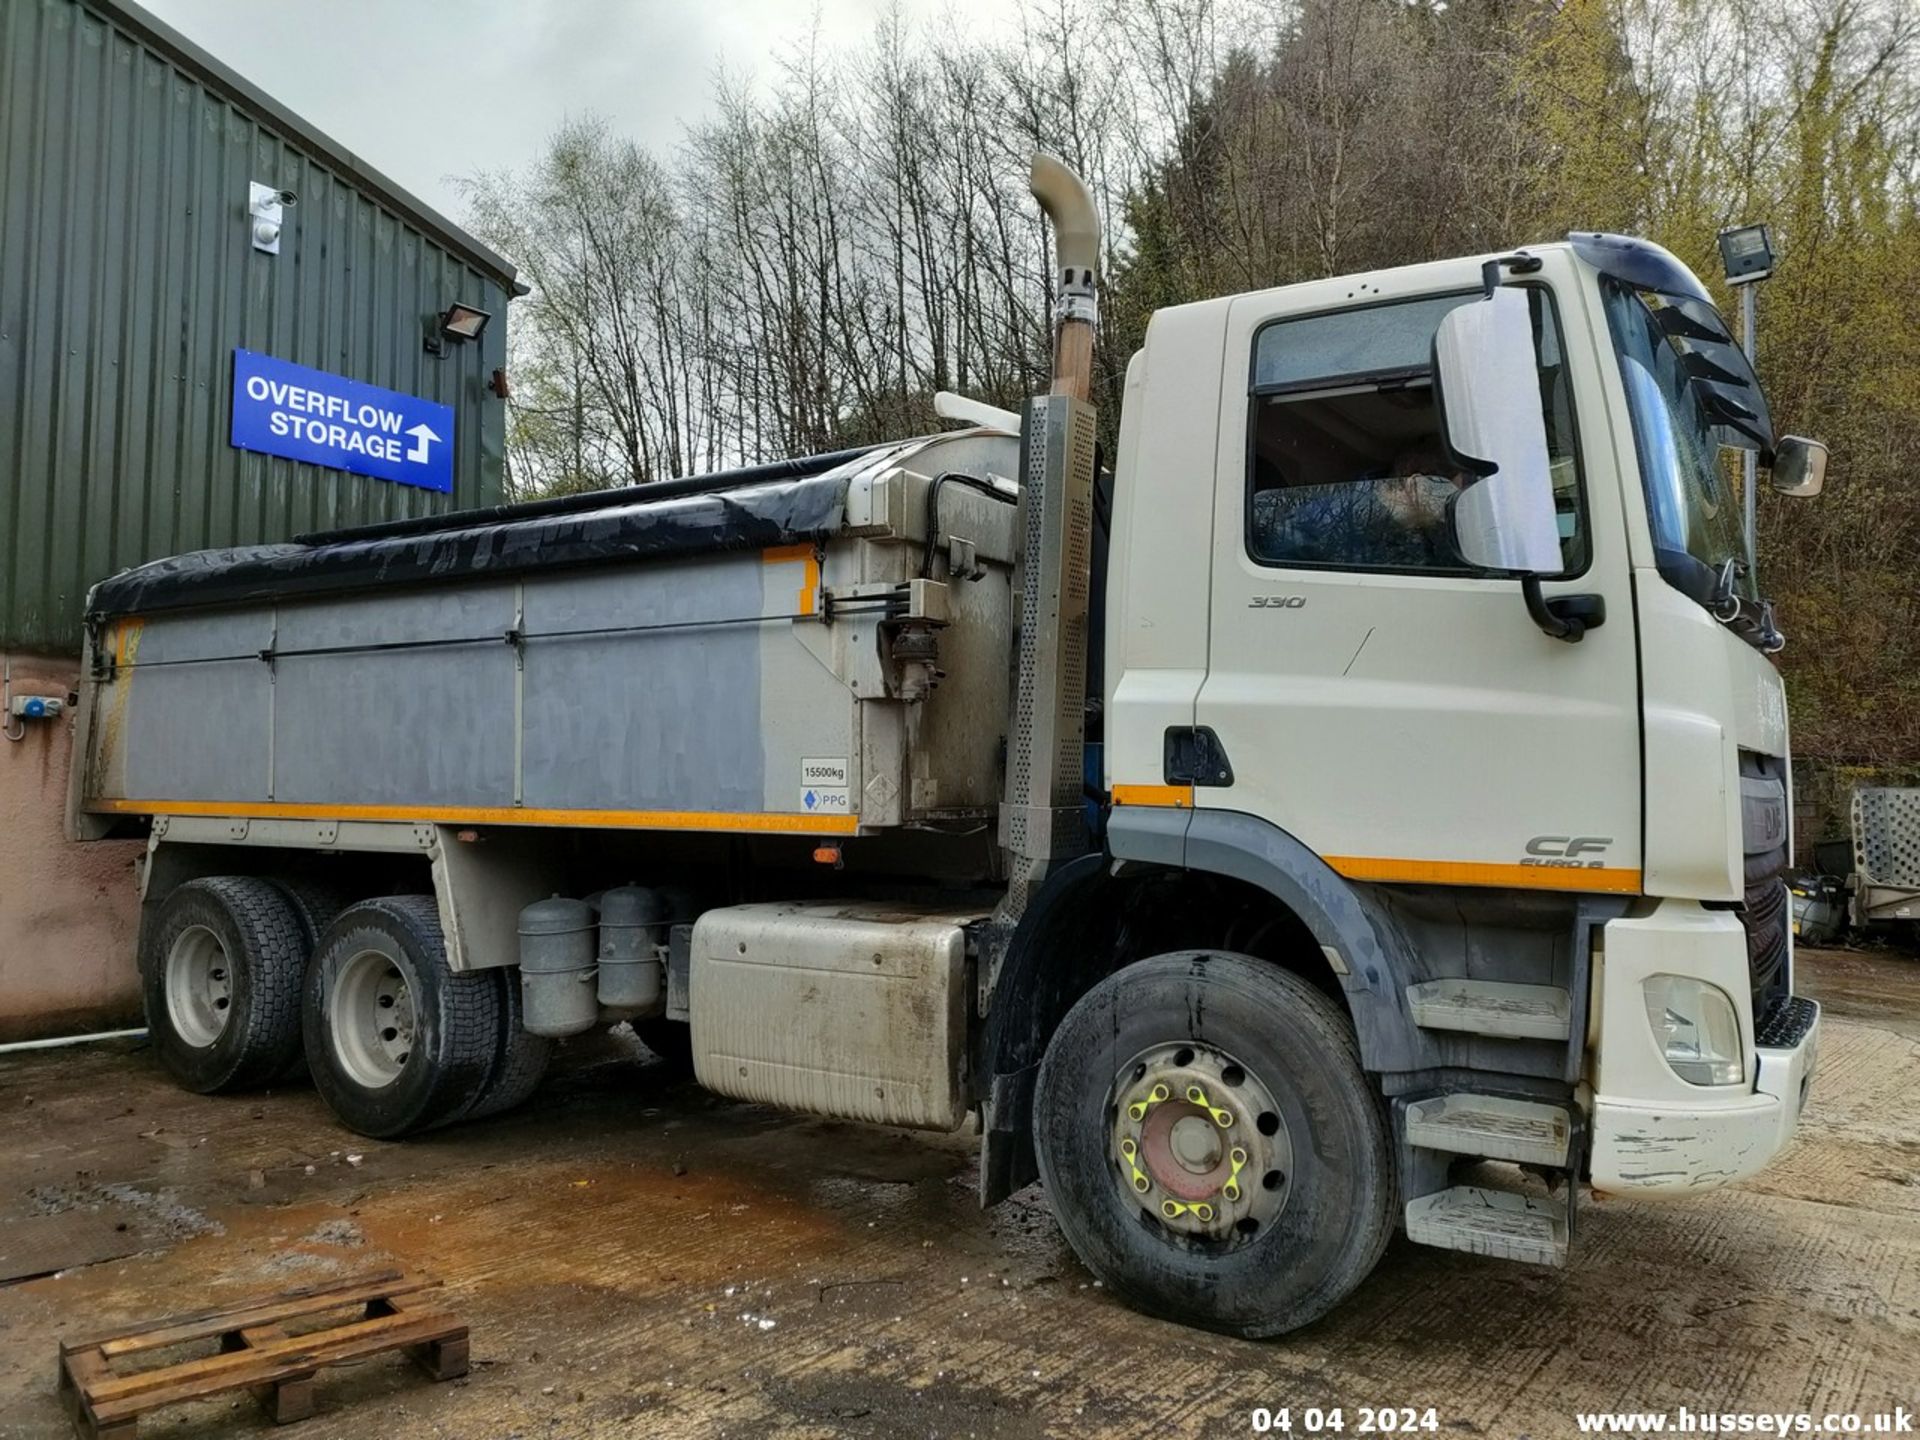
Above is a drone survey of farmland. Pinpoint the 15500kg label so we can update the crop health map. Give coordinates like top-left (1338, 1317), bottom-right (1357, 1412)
top-left (801, 758), bottom-right (850, 815)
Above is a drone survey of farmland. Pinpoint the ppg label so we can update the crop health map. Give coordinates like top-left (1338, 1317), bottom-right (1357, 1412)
top-left (801, 757), bottom-right (850, 815)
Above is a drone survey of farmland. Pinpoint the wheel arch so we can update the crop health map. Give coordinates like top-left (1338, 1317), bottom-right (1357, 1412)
top-left (978, 808), bottom-right (1426, 1205)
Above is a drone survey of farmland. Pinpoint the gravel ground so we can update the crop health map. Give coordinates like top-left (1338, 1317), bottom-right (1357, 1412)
top-left (1, 945), bottom-right (1915, 1439)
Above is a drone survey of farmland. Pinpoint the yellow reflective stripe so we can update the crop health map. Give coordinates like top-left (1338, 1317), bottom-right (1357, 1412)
top-left (1324, 854), bottom-right (1642, 894)
top-left (1110, 783), bottom-right (1194, 808)
top-left (88, 798), bottom-right (860, 836)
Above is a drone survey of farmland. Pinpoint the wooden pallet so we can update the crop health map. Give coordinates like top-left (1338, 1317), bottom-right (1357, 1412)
top-left (56, 1268), bottom-right (467, 1439)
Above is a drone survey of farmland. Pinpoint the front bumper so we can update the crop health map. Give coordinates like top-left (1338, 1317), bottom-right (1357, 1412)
top-left (1588, 902), bottom-right (1820, 1198)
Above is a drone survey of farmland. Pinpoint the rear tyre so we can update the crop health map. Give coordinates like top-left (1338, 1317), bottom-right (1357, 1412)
top-left (1033, 951), bottom-right (1393, 1338)
top-left (141, 877), bottom-right (307, 1093)
top-left (265, 874), bottom-right (357, 1082)
top-left (268, 874), bottom-right (356, 952)
top-left (304, 895), bottom-right (502, 1138)
top-left (461, 969), bottom-right (553, 1121)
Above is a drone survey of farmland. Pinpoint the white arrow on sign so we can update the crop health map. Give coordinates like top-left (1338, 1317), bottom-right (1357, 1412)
top-left (405, 423), bottom-right (441, 464)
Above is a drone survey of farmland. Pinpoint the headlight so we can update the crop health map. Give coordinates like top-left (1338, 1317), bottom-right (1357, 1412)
top-left (1642, 975), bottom-right (1746, 1086)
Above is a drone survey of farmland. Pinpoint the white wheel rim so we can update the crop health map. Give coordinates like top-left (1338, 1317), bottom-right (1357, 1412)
top-left (164, 924), bottom-right (233, 1048)
top-left (330, 948), bottom-right (416, 1089)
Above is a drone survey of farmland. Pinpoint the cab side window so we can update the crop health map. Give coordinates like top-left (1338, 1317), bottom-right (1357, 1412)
top-left (1248, 289), bottom-right (1588, 576)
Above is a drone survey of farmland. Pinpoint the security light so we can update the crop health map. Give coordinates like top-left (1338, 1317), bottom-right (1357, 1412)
top-left (439, 303), bottom-right (493, 342)
top-left (1717, 224), bottom-right (1774, 285)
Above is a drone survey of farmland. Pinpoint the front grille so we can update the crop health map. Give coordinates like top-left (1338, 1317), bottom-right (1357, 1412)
top-left (1754, 994), bottom-right (1817, 1049)
top-left (1739, 752), bottom-right (1792, 1028)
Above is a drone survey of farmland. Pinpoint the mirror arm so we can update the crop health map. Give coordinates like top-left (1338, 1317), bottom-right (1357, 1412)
top-left (1480, 252), bottom-right (1545, 298)
top-left (1521, 574), bottom-right (1605, 643)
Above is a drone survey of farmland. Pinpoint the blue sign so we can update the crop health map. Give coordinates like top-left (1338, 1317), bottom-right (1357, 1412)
top-left (231, 349), bottom-right (454, 493)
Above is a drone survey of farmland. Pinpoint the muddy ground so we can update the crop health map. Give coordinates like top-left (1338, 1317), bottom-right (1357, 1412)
top-left (2, 946), bottom-right (1916, 1439)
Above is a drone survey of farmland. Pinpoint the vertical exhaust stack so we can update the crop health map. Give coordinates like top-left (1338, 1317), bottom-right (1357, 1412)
top-left (1029, 153), bottom-right (1101, 402)
top-left (993, 155), bottom-right (1102, 936)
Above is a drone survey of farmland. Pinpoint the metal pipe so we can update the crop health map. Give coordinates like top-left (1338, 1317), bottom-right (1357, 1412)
top-left (1741, 283), bottom-right (1758, 576)
top-left (0, 1027), bottom-right (145, 1055)
top-left (1028, 154), bottom-right (1101, 402)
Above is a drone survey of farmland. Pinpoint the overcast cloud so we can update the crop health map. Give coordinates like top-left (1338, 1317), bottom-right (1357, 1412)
top-left (138, 0), bottom-right (1021, 226)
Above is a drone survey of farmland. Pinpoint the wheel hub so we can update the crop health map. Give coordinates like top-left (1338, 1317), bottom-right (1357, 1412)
top-left (330, 949), bottom-right (417, 1089)
top-left (164, 925), bottom-right (233, 1049)
top-left (1109, 1042), bottom-right (1294, 1244)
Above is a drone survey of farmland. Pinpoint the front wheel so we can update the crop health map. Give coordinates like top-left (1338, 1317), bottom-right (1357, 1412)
top-left (1033, 951), bottom-right (1393, 1337)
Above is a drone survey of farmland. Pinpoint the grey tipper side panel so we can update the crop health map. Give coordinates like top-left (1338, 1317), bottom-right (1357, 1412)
top-left (111, 558), bottom-right (772, 814)
top-left (521, 561), bottom-right (766, 812)
top-left (117, 608), bottom-right (275, 801)
top-left (121, 659), bottom-right (270, 803)
top-left (119, 609), bottom-right (271, 666)
top-left (274, 587), bottom-right (517, 807)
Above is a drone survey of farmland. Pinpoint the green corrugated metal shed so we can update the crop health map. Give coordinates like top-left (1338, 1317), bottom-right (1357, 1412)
top-left (0, 0), bottom-right (517, 655)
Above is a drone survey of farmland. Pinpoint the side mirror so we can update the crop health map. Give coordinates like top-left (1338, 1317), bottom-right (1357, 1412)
top-left (1434, 288), bottom-right (1563, 575)
top-left (1434, 287), bottom-right (1604, 643)
top-left (1770, 436), bottom-right (1827, 497)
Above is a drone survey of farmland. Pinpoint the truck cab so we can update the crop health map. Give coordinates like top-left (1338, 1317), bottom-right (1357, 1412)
top-left (1062, 233), bottom-right (1819, 1287)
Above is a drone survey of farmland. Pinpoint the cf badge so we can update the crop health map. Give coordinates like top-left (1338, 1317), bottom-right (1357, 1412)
top-left (1523, 835), bottom-right (1613, 869)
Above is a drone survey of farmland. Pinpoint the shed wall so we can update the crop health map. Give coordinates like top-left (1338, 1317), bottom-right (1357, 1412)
top-left (0, 0), bottom-right (512, 655)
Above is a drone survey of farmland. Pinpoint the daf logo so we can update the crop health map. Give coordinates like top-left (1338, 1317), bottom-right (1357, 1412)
top-left (1523, 835), bottom-right (1613, 869)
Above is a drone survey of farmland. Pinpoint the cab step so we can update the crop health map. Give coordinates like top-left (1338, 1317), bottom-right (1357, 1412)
top-left (1404, 1093), bottom-right (1571, 1167)
top-left (1405, 1185), bottom-right (1569, 1267)
top-left (1406, 979), bottom-right (1571, 1041)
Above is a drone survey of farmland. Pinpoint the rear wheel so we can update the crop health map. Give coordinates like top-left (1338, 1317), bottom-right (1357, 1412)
top-left (265, 874), bottom-right (357, 1082)
top-left (141, 877), bottom-right (307, 1093)
top-left (304, 896), bottom-right (501, 1138)
top-left (268, 874), bottom-right (356, 953)
top-left (1033, 951), bottom-right (1393, 1337)
top-left (462, 968), bottom-right (553, 1121)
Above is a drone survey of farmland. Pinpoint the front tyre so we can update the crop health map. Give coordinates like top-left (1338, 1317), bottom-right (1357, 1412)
top-left (1033, 951), bottom-right (1393, 1337)
top-left (305, 896), bottom-right (502, 1139)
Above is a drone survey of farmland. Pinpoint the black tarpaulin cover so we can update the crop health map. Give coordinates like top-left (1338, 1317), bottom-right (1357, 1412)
top-left (87, 471), bottom-right (854, 621)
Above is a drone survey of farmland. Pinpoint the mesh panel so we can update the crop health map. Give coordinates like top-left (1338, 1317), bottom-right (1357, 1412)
top-left (1853, 787), bottom-right (1920, 888)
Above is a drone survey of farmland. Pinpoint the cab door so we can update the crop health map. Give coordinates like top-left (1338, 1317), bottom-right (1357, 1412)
top-left (1192, 255), bottom-right (1642, 894)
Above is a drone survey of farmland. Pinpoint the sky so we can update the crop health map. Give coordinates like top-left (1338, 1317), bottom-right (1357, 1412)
top-left (139, 0), bottom-right (1022, 228)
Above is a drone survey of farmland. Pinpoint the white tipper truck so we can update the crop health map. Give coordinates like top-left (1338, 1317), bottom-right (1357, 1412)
top-left (68, 156), bottom-right (1828, 1336)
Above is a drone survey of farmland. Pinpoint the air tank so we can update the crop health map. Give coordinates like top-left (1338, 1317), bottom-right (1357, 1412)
top-left (517, 896), bottom-right (598, 1037)
top-left (596, 884), bottom-right (668, 1015)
